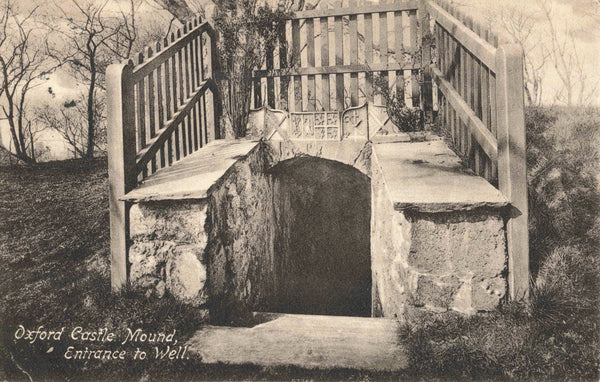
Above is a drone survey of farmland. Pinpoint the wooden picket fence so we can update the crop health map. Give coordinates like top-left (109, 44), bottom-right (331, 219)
top-left (107, 0), bottom-right (528, 298)
top-left (427, 0), bottom-right (529, 299)
top-left (252, 0), bottom-right (429, 113)
top-left (106, 17), bottom-right (221, 289)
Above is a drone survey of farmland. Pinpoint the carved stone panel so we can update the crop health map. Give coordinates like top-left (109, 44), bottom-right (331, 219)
top-left (289, 111), bottom-right (341, 140)
top-left (342, 104), bottom-right (368, 140)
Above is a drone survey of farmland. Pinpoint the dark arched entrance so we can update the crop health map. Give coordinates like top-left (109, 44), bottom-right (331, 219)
top-left (268, 156), bottom-right (371, 317)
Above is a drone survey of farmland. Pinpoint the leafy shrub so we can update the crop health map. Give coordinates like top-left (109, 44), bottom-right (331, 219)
top-left (213, 0), bottom-right (291, 138)
top-left (373, 74), bottom-right (422, 132)
top-left (526, 106), bottom-right (600, 275)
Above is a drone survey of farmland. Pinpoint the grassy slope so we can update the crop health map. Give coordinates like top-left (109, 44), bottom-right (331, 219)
top-left (0, 160), bottom-right (397, 381)
top-left (402, 106), bottom-right (600, 380)
top-left (0, 106), bottom-right (599, 381)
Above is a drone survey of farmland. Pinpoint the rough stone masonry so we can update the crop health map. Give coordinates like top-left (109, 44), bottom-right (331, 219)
top-left (126, 134), bottom-right (510, 320)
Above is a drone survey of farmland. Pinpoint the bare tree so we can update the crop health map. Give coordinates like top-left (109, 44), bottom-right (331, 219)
top-left (0, 2), bottom-right (53, 164)
top-left (538, 0), bottom-right (599, 106)
top-left (148, 0), bottom-right (198, 22)
top-left (497, 7), bottom-right (550, 107)
top-left (36, 94), bottom-right (106, 159)
top-left (46, 0), bottom-right (137, 159)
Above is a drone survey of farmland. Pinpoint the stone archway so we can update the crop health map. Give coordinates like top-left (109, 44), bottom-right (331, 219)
top-left (268, 156), bottom-right (371, 317)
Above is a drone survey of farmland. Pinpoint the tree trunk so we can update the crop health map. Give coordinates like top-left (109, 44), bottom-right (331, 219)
top-left (153, 0), bottom-right (196, 23)
top-left (86, 60), bottom-right (96, 159)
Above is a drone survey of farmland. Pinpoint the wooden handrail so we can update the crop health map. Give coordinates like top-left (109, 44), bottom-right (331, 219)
top-left (290, 1), bottom-right (419, 19)
top-left (254, 62), bottom-right (421, 78)
top-left (135, 79), bottom-right (213, 176)
top-left (431, 66), bottom-right (498, 160)
top-left (427, 1), bottom-right (496, 72)
top-left (132, 22), bottom-right (216, 83)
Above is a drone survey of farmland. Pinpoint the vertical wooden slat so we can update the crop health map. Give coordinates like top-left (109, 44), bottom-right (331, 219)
top-left (145, 47), bottom-right (157, 173)
top-left (320, 15), bottom-right (331, 110)
top-left (135, 52), bottom-right (146, 168)
top-left (171, 32), bottom-right (181, 160)
top-left (175, 29), bottom-right (188, 157)
top-left (163, 37), bottom-right (173, 166)
top-left (209, 29), bottom-right (222, 140)
top-left (394, 10), bottom-right (403, 98)
top-left (155, 41), bottom-right (166, 169)
top-left (409, 9), bottom-right (419, 106)
top-left (349, 0), bottom-right (358, 106)
top-left (364, 13), bottom-right (374, 103)
top-left (481, 43), bottom-right (491, 179)
top-left (306, 17), bottom-right (316, 110)
top-left (107, 61), bottom-right (135, 291)
top-left (457, 42), bottom-right (465, 150)
top-left (198, 31), bottom-right (208, 145)
top-left (335, 14), bottom-right (344, 110)
top-left (266, 43), bottom-right (275, 108)
top-left (189, 22), bottom-right (200, 150)
top-left (182, 25), bottom-right (194, 152)
top-left (292, 18), bottom-right (302, 111)
top-left (193, 20), bottom-right (201, 88)
top-left (279, 22), bottom-right (289, 110)
top-left (419, 0), bottom-right (432, 127)
top-left (379, 10), bottom-right (388, 105)
top-left (496, 44), bottom-right (529, 300)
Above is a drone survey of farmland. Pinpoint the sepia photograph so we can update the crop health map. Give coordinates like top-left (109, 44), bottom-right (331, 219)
top-left (0, 0), bottom-right (598, 380)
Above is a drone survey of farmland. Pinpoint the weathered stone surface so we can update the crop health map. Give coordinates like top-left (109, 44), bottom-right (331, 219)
top-left (166, 245), bottom-right (207, 305)
top-left (130, 201), bottom-right (208, 244)
top-left (188, 313), bottom-right (408, 372)
top-left (206, 142), bottom-right (278, 318)
top-left (371, 141), bottom-right (508, 316)
top-left (373, 140), bottom-right (509, 213)
top-left (128, 200), bottom-right (209, 303)
top-left (371, 158), bottom-right (411, 318)
top-left (122, 140), bottom-right (260, 202)
top-left (472, 276), bottom-right (506, 311)
top-left (265, 140), bottom-right (371, 177)
top-left (407, 213), bottom-right (506, 278)
top-left (413, 275), bottom-right (462, 311)
top-left (129, 241), bottom-right (173, 285)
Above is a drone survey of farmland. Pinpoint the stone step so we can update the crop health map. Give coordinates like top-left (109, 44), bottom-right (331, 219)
top-left (187, 312), bottom-right (408, 372)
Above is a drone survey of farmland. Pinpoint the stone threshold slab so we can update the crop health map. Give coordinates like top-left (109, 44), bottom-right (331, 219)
top-left (373, 140), bottom-right (509, 213)
top-left (122, 140), bottom-right (260, 202)
top-left (187, 312), bottom-right (407, 372)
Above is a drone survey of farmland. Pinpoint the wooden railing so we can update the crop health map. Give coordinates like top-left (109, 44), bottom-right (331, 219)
top-left (106, 17), bottom-right (221, 290)
top-left (426, 0), bottom-right (529, 299)
top-left (252, 0), bottom-right (429, 113)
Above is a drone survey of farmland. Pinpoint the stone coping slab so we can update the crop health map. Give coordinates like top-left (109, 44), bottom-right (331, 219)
top-left (122, 140), bottom-right (260, 202)
top-left (187, 312), bottom-right (407, 372)
top-left (373, 140), bottom-right (509, 213)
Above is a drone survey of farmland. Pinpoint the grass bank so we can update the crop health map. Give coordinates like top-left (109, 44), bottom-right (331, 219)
top-left (401, 106), bottom-right (600, 380)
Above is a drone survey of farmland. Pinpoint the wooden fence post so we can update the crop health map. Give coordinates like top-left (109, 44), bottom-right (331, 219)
top-left (495, 44), bottom-right (529, 300)
top-left (420, 0), bottom-right (433, 128)
top-left (208, 28), bottom-right (223, 139)
top-left (107, 60), bottom-right (136, 291)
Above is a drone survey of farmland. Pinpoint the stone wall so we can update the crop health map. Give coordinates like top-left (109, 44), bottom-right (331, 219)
top-left (371, 148), bottom-right (508, 317)
top-left (129, 200), bottom-right (209, 306)
top-left (205, 142), bottom-right (278, 322)
top-left (127, 135), bottom-right (509, 320)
